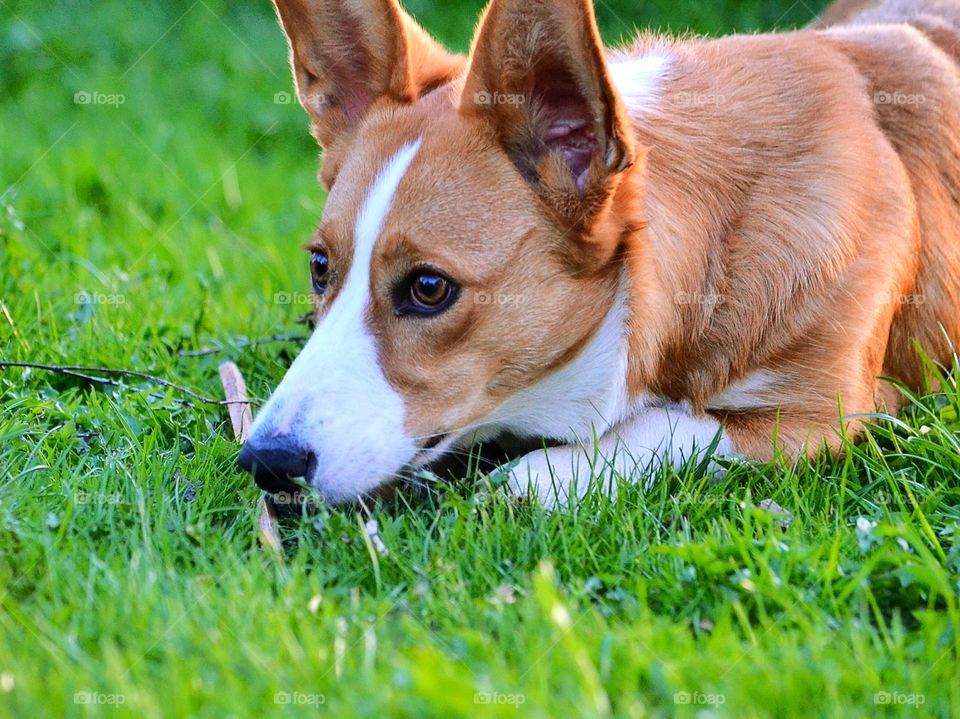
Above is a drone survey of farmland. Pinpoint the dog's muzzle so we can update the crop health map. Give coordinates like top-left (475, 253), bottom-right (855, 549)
top-left (237, 437), bottom-right (314, 496)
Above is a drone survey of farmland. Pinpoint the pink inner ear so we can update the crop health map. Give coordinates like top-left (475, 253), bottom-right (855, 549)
top-left (543, 119), bottom-right (598, 192)
top-left (320, 16), bottom-right (378, 126)
top-left (341, 86), bottom-right (375, 125)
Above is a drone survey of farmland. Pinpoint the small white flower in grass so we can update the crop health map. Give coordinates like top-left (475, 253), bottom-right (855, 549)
top-left (307, 595), bottom-right (322, 614)
top-left (364, 519), bottom-right (389, 556)
top-left (551, 603), bottom-right (572, 629)
top-left (489, 584), bottom-right (517, 606)
top-left (1, 672), bottom-right (14, 693)
top-left (759, 499), bottom-right (793, 527)
top-left (856, 517), bottom-right (880, 553)
top-left (731, 568), bottom-right (756, 593)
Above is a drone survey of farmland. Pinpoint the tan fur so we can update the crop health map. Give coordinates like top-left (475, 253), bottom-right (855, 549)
top-left (272, 0), bottom-right (960, 468)
top-left (271, 0), bottom-right (463, 184)
top-left (306, 89), bottom-right (621, 444)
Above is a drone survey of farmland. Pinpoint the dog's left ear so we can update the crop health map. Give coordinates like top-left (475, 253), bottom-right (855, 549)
top-left (272, 0), bottom-right (463, 149)
top-left (462, 0), bottom-right (635, 227)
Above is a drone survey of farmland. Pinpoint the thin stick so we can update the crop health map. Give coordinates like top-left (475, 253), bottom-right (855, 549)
top-left (217, 361), bottom-right (285, 563)
top-left (0, 361), bottom-right (243, 406)
top-left (179, 334), bottom-right (305, 358)
top-left (217, 363), bottom-right (255, 442)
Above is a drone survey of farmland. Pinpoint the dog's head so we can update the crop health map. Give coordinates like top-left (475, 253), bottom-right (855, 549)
top-left (239, 0), bottom-right (649, 502)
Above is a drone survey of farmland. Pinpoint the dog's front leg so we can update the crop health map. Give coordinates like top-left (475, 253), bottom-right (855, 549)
top-left (503, 404), bottom-right (733, 507)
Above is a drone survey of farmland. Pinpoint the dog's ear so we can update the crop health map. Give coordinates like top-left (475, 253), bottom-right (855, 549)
top-left (461, 0), bottom-right (635, 227)
top-left (272, 0), bottom-right (463, 147)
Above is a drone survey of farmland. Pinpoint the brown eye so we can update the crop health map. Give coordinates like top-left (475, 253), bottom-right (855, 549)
top-left (310, 251), bottom-right (329, 294)
top-left (410, 273), bottom-right (451, 308)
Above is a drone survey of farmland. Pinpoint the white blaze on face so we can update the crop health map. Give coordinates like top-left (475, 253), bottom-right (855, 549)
top-left (249, 138), bottom-right (423, 502)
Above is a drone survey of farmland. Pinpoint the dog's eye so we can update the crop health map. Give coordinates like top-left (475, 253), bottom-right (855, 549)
top-left (310, 251), bottom-right (329, 294)
top-left (411, 273), bottom-right (451, 308)
top-left (400, 271), bottom-right (456, 315)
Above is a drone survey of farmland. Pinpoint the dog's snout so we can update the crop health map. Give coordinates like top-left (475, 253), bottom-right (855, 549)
top-left (238, 437), bottom-right (313, 495)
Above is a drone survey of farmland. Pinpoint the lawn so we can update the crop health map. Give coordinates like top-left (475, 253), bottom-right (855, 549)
top-left (2, 0), bottom-right (959, 716)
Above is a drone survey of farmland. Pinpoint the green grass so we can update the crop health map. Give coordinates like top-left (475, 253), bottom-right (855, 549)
top-left (3, 0), bottom-right (960, 716)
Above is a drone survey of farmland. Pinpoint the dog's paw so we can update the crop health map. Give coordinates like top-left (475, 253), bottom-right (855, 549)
top-left (501, 446), bottom-right (596, 509)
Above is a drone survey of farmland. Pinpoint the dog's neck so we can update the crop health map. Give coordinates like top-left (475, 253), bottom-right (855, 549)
top-left (609, 40), bottom-right (769, 404)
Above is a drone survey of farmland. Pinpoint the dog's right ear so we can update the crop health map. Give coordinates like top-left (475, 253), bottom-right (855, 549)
top-left (461, 0), bottom-right (635, 230)
top-left (272, 0), bottom-right (463, 148)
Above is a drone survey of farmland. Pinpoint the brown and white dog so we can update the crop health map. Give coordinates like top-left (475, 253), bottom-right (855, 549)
top-left (238, 0), bottom-right (960, 506)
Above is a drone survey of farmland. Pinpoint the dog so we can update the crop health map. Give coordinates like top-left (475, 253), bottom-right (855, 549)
top-left (238, 0), bottom-right (960, 506)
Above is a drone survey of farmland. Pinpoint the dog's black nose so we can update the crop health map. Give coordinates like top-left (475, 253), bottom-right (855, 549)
top-left (238, 439), bottom-right (311, 495)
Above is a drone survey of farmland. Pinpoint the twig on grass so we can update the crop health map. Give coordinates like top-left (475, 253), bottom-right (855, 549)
top-left (218, 361), bottom-right (285, 564)
top-left (2, 358), bottom-right (286, 560)
top-left (178, 334), bottom-right (306, 358)
top-left (0, 361), bottom-right (245, 407)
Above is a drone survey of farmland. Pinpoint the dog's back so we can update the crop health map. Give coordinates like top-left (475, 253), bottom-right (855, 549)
top-left (820, 0), bottom-right (960, 59)
top-left (819, 0), bottom-right (960, 386)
